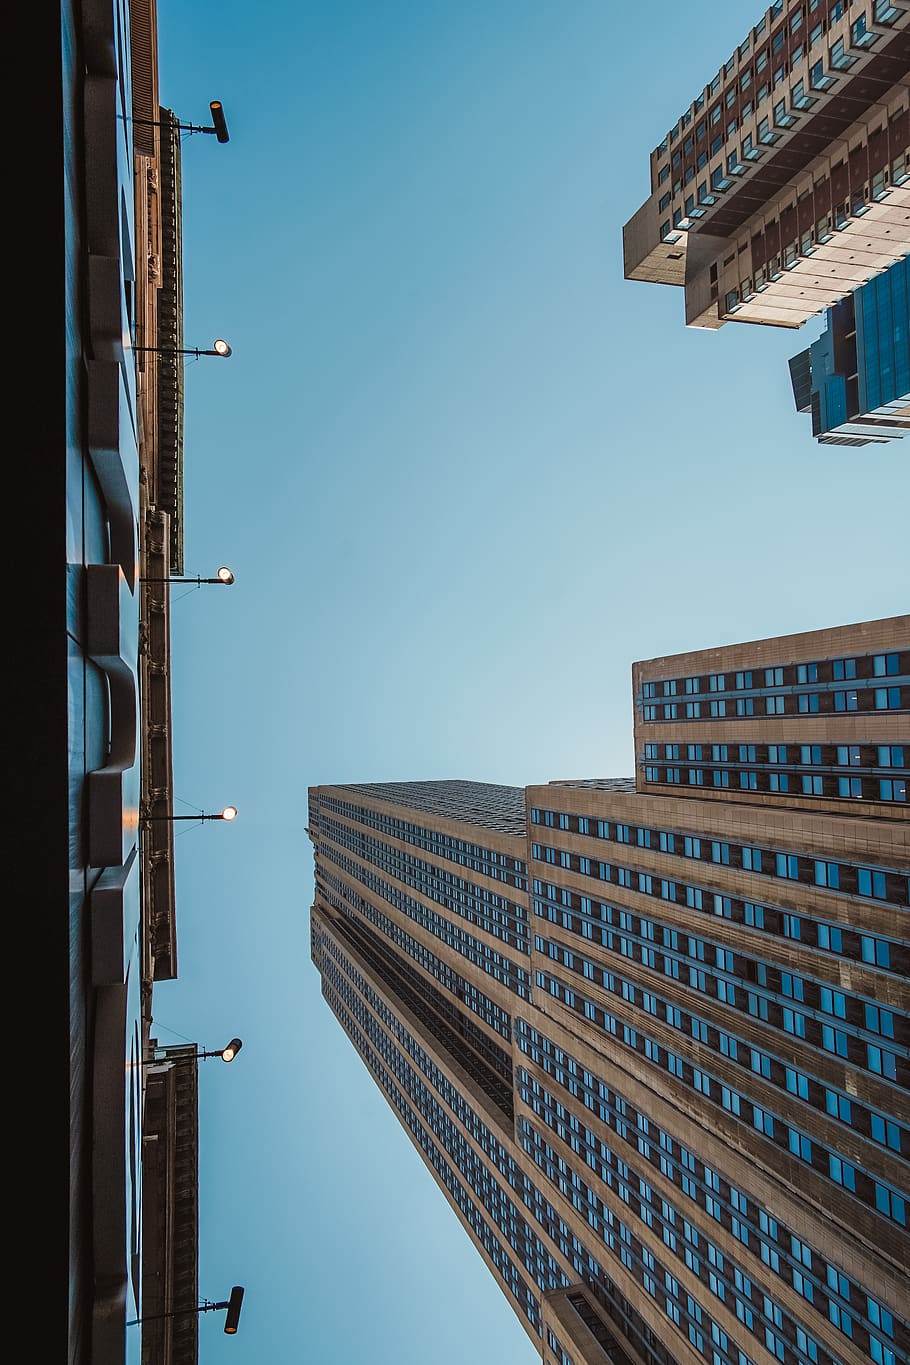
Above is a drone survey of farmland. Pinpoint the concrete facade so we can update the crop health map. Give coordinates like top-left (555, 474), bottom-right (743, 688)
top-left (309, 616), bottom-right (908, 1365)
top-left (623, 2), bottom-right (910, 331)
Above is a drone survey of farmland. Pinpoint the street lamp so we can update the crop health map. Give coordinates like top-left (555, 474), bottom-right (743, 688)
top-left (140, 806), bottom-right (238, 824)
top-left (140, 566), bottom-right (235, 585)
top-left (132, 100), bottom-right (231, 143)
top-left (128, 1287), bottom-right (245, 1333)
top-left (146, 1038), bottom-right (244, 1065)
top-left (132, 338), bottom-right (232, 359)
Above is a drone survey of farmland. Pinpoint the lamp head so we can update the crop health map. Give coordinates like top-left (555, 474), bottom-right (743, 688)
top-left (213, 339), bottom-right (232, 357)
top-left (210, 101), bottom-right (230, 144)
top-left (220, 806), bottom-right (238, 822)
top-left (223, 1286), bottom-right (245, 1333)
top-left (221, 1038), bottom-right (243, 1063)
top-left (217, 566), bottom-right (235, 584)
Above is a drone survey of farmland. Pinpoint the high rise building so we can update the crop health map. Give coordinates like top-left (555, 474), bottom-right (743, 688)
top-left (30, 0), bottom-right (148, 1356)
top-left (788, 255), bottom-right (909, 443)
top-left (309, 616), bottom-right (909, 1365)
top-left (622, 3), bottom-right (910, 332)
top-left (35, 0), bottom-right (222, 1355)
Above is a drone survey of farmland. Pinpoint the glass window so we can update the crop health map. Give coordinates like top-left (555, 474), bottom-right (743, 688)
top-left (829, 36), bottom-right (856, 69)
top-left (818, 923), bottom-right (843, 952)
top-left (742, 847), bottom-right (762, 872)
top-left (857, 867), bottom-right (887, 899)
top-left (814, 861), bottom-right (840, 889)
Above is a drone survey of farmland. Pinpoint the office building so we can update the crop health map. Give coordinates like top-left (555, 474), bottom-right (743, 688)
top-left (623, 3), bottom-right (910, 331)
top-left (28, 0), bottom-right (147, 1357)
top-left (31, 0), bottom-right (209, 1356)
top-left (309, 615), bottom-right (908, 1365)
top-left (788, 255), bottom-right (909, 443)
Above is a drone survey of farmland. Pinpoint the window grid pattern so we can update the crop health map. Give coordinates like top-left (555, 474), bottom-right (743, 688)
top-left (315, 923), bottom-right (677, 1365)
top-left (319, 962), bottom-right (550, 1326)
top-left (322, 813), bottom-right (530, 950)
top-left (652, 2), bottom-right (896, 173)
top-left (530, 963), bottom-right (907, 1230)
top-left (516, 1020), bottom-right (907, 1365)
top-left (318, 841), bottom-right (532, 997)
top-left (531, 889), bottom-right (909, 1101)
top-left (319, 869), bottom-right (513, 1041)
top-left (527, 857), bottom-right (907, 981)
top-left (318, 792), bottom-right (528, 873)
top-left (528, 812), bottom-right (909, 912)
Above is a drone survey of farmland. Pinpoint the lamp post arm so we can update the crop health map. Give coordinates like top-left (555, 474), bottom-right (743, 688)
top-left (141, 813), bottom-right (220, 821)
top-left (131, 117), bottom-right (218, 135)
top-left (133, 346), bottom-right (208, 357)
top-left (127, 1299), bottom-right (226, 1326)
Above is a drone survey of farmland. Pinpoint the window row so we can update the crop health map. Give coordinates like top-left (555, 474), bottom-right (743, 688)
top-left (643, 683), bottom-right (906, 720)
top-left (527, 818), bottom-right (909, 909)
top-left (641, 651), bottom-right (905, 698)
top-left (645, 765), bottom-right (906, 803)
top-left (644, 741), bottom-right (906, 768)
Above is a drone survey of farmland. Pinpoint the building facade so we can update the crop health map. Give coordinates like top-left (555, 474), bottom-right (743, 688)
top-left (309, 616), bottom-right (908, 1365)
top-left (622, 2), bottom-right (910, 331)
top-left (32, 0), bottom-right (207, 1358)
top-left (788, 255), bottom-right (909, 443)
top-left (32, 0), bottom-right (147, 1359)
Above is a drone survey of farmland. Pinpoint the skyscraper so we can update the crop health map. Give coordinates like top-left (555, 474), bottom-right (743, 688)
top-left (788, 255), bottom-right (909, 444)
top-left (309, 616), bottom-right (908, 1365)
top-left (622, 3), bottom-right (910, 332)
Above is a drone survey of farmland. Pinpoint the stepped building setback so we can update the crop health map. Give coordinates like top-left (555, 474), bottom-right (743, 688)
top-left (622, 2), bottom-right (910, 331)
top-left (309, 616), bottom-right (908, 1365)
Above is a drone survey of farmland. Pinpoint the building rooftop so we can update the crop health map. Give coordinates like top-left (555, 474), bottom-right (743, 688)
top-left (546, 777), bottom-right (637, 792)
top-left (341, 779), bottom-right (528, 835)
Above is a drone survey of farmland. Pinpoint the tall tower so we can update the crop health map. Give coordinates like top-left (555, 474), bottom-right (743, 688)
top-left (309, 617), bottom-right (908, 1365)
top-left (622, 3), bottom-right (910, 332)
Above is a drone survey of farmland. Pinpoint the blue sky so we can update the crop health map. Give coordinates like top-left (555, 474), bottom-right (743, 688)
top-left (150, 2), bottom-right (909, 1361)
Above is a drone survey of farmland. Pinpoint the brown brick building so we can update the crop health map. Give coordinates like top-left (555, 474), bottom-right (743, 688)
top-left (623, 2), bottom-right (910, 330)
top-left (309, 616), bottom-right (908, 1365)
